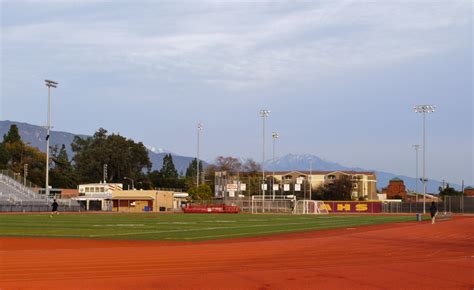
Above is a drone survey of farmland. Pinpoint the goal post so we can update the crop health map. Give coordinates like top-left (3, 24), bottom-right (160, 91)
top-left (293, 200), bottom-right (329, 215)
top-left (251, 195), bottom-right (295, 214)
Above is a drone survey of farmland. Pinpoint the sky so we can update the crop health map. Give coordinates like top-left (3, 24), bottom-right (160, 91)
top-left (0, 0), bottom-right (472, 185)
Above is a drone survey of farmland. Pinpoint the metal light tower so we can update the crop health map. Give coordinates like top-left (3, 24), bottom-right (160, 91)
top-left (103, 164), bottom-right (108, 184)
top-left (260, 109), bottom-right (270, 206)
top-left (272, 131), bottom-right (279, 200)
top-left (44, 79), bottom-right (58, 198)
top-left (414, 105), bottom-right (436, 214)
top-left (412, 144), bottom-right (421, 203)
top-left (197, 122), bottom-right (203, 187)
top-left (309, 158), bottom-right (313, 201)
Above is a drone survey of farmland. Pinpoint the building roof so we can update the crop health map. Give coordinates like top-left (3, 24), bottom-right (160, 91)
top-left (390, 177), bottom-right (403, 182)
top-left (111, 196), bottom-right (154, 200)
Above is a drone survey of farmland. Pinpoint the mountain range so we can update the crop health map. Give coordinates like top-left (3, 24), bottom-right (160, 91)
top-left (1, 120), bottom-right (465, 192)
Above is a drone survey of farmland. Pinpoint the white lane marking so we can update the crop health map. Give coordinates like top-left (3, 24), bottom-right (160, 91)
top-left (88, 219), bottom-right (371, 238)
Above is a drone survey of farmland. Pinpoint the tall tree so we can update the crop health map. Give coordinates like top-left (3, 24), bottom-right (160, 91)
top-left (72, 128), bottom-right (151, 183)
top-left (3, 124), bottom-right (21, 144)
top-left (161, 154), bottom-right (178, 179)
top-left (156, 154), bottom-right (182, 188)
top-left (184, 158), bottom-right (203, 190)
top-left (2, 125), bottom-right (24, 170)
top-left (50, 144), bottom-right (76, 188)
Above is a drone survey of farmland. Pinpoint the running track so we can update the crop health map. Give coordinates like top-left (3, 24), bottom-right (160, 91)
top-left (1, 217), bottom-right (473, 289)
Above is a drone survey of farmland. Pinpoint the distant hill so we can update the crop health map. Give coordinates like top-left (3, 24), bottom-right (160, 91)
top-left (0, 120), bottom-right (201, 173)
top-left (266, 153), bottom-right (464, 193)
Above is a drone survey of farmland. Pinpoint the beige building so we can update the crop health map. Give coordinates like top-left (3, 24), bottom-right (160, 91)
top-left (268, 170), bottom-right (377, 200)
top-left (111, 190), bottom-right (188, 213)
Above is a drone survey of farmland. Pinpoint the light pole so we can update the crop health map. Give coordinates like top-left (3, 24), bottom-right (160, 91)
top-left (24, 163), bottom-right (28, 186)
top-left (124, 177), bottom-right (135, 190)
top-left (260, 109), bottom-right (270, 207)
top-left (414, 105), bottom-right (436, 214)
top-left (412, 144), bottom-right (421, 203)
top-left (272, 131), bottom-right (279, 200)
top-left (103, 164), bottom-right (108, 184)
top-left (197, 122), bottom-right (203, 187)
top-left (309, 158), bottom-right (313, 201)
top-left (44, 79), bottom-right (58, 199)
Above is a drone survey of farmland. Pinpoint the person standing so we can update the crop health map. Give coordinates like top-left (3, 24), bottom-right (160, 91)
top-left (50, 199), bottom-right (59, 217)
top-left (429, 201), bottom-right (438, 224)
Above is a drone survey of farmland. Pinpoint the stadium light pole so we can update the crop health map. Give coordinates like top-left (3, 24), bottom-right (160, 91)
top-left (272, 131), bottom-right (279, 200)
top-left (309, 158), bottom-right (313, 201)
top-left (44, 79), bottom-right (58, 198)
top-left (197, 122), bottom-right (203, 187)
top-left (260, 109), bottom-right (270, 209)
top-left (414, 105), bottom-right (436, 214)
top-left (412, 144), bottom-right (421, 203)
top-left (124, 177), bottom-right (135, 190)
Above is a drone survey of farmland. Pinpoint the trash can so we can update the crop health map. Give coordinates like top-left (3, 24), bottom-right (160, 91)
top-left (416, 213), bottom-right (422, 222)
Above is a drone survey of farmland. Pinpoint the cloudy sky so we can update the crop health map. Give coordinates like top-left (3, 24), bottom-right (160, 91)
top-left (1, 0), bottom-right (472, 184)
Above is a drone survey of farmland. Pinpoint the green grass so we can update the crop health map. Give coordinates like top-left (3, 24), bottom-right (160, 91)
top-left (0, 213), bottom-right (415, 241)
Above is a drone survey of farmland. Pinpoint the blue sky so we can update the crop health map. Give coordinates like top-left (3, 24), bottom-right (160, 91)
top-left (1, 0), bottom-right (472, 185)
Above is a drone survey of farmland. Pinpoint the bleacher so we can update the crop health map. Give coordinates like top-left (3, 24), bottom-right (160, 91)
top-left (0, 170), bottom-right (83, 212)
top-left (0, 172), bottom-right (50, 206)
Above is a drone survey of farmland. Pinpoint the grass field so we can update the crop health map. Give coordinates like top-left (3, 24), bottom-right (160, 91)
top-left (0, 213), bottom-right (417, 241)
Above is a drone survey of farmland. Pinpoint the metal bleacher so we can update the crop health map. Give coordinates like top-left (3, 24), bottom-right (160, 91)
top-left (0, 170), bottom-right (50, 206)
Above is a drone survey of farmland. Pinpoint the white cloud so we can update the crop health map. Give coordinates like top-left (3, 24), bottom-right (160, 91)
top-left (2, 1), bottom-right (469, 91)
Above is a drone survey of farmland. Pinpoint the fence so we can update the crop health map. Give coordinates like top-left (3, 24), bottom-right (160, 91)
top-left (0, 198), bottom-right (83, 212)
top-left (382, 196), bottom-right (474, 214)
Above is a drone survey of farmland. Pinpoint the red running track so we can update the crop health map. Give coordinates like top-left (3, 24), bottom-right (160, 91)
top-left (0, 217), bottom-right (473, 289)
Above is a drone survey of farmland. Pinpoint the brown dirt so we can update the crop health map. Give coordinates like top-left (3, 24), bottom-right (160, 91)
top-left (1, 217), bottom-right (473, 290)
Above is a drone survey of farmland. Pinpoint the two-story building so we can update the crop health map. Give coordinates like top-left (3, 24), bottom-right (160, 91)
top-left (74, 183), bottom-right (123, 211)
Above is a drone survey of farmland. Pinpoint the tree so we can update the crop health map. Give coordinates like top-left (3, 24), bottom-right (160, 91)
top-left (72, 128), bottom-right (151, 183)
top-left (3, 124), bottom-right (21, 144)
top-left (184, 158), bottom-right (203, 190)
top-left (50, 144), bottom-right (76, 188)
top-left (241, 158), bottom-right (261, 176)
top-left (439, 184), bottom-right (462, 196)
top-left (148, 154), bottom-right (184, 189)
top-left (185, 158), bottom-right (203, 179)
top-left (214, 156), bottom-right (241, 174)
top-left (0, 143), bottom-right (8, 169)
top-left (188, 184), bottom-right (213, 201)
top-left (2, 125), bottom-right (24, 170)
top-left (161, 154), bottom-right (178, 179)
top-left (314, 177), bottom-right (353, 200)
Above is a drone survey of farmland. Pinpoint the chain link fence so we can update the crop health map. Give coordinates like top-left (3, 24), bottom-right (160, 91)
top-left (382, 196), bottom-right (474, 213)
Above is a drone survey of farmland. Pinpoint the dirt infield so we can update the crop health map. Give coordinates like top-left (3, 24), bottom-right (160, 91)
top-left (1, 217), bottom-right (473, 290)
